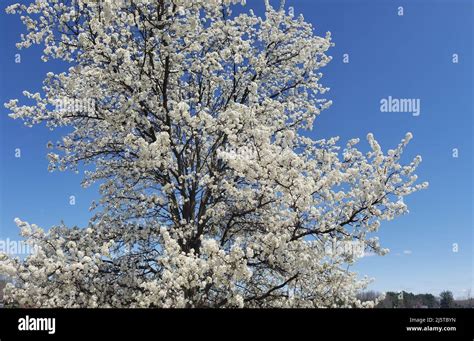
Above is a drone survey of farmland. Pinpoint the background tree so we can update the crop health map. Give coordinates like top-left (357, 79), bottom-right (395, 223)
top-left (376, 292), bottom-right (399, 308)
top-left (419, 293), bottom-right (438, 308)
top-left (440, 290), bottom-right (454, 308)
top-left (466, 289), bottom-right (473, 308)
top-left (0, 0), bottom-right (427, 308)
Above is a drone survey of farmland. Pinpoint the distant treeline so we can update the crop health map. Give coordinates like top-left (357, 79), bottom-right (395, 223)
top-left (358, 290), bottom-right (474, 308)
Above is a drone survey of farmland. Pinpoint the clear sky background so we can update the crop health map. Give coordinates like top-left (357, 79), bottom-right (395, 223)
top-left (0, 0), bottom-right (472, 298)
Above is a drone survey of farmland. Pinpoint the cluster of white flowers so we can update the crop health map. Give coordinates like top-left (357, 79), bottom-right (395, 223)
top-left (1, 0), bottom-right (427, 308)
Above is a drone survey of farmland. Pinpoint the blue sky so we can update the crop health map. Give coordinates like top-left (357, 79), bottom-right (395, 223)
top-left (0, 0), bottom-right (472, 298)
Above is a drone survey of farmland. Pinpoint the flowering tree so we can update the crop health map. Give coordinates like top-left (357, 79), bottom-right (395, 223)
top-left (0, 0), bottom-right (427, 308)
